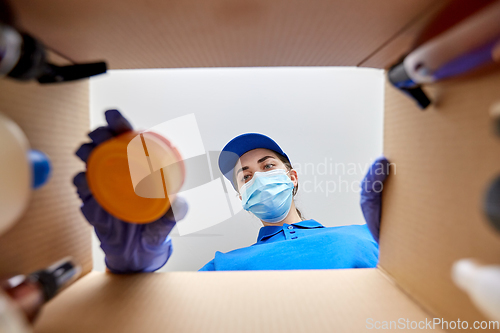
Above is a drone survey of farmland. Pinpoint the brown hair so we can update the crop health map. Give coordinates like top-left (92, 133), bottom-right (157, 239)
top-left (233, 150), bottom-right (305, 221)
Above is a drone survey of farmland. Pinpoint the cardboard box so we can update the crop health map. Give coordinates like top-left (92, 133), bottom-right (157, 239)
top-left (1, 0), bottom-right (500, 331)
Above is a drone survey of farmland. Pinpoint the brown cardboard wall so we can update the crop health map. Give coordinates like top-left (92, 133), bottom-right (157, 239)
top-left (0, 80), bottom-right (92, 277)
top-left (34, 269), bottom-right (443, 333)
top-left (9, 0), bottom-right (443, 69)
top-left (381, 70), bottom-right (500, 325)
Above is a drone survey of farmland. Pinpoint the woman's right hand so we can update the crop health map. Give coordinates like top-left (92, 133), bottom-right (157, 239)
top-left (359, 156), bottom-right (390, 243)
top-left (73, 110), bottom-right (188, 273)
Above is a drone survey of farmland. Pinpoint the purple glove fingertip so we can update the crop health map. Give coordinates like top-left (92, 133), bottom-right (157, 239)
top-left (360, 156), bottom-right (390, 244)
top-left (361, 156), bottom-right (390, 195)
top-left (73, 172), bottom-right (92, 201)
top-left (105, 109), bottom-right (133, 135)
top-left (75, 143), bottom-right (96, 163)
top-left (88, 126), bottom-right (114, 145)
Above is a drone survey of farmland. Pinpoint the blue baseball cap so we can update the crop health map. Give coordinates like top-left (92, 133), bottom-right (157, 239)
top-left (218, 133), bottom-right (291, 189)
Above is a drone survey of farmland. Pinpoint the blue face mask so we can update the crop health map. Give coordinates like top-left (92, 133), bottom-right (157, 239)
top-left (240, 169), bottom-right (294, 223)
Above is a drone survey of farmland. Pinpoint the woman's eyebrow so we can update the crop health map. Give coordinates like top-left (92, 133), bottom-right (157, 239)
top-left (257, 156), bottom-right (276, 164)
top-left (236, 166), bottom-right (249, 176)
top-left (236, 156), bottom-right (275, 176)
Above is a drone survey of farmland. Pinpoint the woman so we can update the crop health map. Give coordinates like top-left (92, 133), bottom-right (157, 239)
top-left (199, 133), bottom-right (383, 271)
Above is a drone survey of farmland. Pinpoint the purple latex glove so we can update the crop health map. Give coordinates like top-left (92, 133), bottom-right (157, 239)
top-left (360, 156), bottom-right (390, 243)
top-left (73, 110), bottom-right (188, 273)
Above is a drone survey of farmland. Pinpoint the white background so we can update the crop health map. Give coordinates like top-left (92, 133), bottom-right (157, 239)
top-left (89, 67), bottom-right (384, 272)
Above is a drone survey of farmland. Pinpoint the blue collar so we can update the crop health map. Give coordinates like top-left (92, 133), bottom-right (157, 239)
top-left (257, 219), bottom-right (324, 242)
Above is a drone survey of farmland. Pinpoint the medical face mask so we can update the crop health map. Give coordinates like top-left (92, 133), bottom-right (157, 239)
top-left (240, 169), bottom-right (295, 223)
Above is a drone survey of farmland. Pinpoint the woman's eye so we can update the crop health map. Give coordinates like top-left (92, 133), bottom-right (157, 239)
top-left (242, 174), bottom-right (251, 182)
top-left (264, 163), bottom-right (275, 169)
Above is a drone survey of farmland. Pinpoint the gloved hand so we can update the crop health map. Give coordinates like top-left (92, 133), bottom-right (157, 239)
top-left (360, 156), bottom-right (390, 243)
top-left (73, 110), bottom-right (188, 273)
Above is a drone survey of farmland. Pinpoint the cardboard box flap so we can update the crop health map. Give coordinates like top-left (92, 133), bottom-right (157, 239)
top-left (381, 70), bottom-right (500, 324)
top-left (34, 269), bottom-right (442, 333)
top-left (10, 0), bottom-right (444, 69)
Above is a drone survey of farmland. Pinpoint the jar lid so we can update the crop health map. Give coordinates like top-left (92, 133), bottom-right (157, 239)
top-left (87, 131), bottom-right (185, 223)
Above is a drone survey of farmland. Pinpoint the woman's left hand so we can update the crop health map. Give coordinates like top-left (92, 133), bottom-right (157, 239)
top-left (360, 156), bottom-right (390, 243)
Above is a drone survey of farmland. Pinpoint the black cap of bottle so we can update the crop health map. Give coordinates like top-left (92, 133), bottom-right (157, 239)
top-left (28, 258), bottom-right (81, 302)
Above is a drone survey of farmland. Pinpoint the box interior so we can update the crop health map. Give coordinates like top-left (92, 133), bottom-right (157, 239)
top-left (0, 0), bottom-right (499, 331)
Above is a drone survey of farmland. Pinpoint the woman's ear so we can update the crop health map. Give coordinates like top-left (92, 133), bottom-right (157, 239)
top-left (289, 169), bottom-right (298, 187)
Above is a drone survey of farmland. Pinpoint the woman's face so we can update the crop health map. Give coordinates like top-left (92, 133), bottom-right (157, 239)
top-left (234, 148), bottom-right (298, 194)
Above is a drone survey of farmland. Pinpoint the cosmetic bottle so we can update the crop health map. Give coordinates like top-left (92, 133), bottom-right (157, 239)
top-left (1, 258), bottom-right (81, 323)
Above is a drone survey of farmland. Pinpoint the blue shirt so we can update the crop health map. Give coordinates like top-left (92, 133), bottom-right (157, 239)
top-left (198, 220), bottom-right (379, 271)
